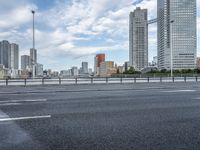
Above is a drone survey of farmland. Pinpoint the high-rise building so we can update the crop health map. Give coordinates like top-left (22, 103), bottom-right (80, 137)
top-left (81, 62), bottom-right (88, 74)
top-left (10, 43), bottom-right (19, 69)
top-left (157, 0), bottom-right (197, 70)
top-left (94, 54), bottom-right (105, 76)
top-left (0, 40), bottom-right (11, 69)
top-left (129, 7), bottom-right (148, 71)
top-left (30, 48), bottom-right (37, 76)
top-left (30, 48), bottom-right (37, 65)
top-left (21, 55), bottom-right (30, 70)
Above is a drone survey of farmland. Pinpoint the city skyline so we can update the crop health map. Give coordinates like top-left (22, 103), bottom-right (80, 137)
top-left (0, 0), bottom-right (200, 71)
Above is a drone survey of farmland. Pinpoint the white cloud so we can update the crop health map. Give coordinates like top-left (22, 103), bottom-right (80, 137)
top-left (0, 1), bottom-right (37, 29)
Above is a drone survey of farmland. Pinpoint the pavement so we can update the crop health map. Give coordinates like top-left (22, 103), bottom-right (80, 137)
top-left (1, 83), bottom-right (200, 150)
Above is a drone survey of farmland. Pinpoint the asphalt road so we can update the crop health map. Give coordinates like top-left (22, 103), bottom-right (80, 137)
top-left (1, 83), bottom-right (200, 150)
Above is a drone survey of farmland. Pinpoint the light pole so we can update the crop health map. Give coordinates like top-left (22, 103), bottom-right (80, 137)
top-left (170, 20), bottom-right (174, 78)
top-left (32, 10), bottom-right (35, 79)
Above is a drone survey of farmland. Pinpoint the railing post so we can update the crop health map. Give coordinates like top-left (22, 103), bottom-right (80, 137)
top-left (184, 76), bottom-right (186, 83)
top-left (42, 78), bottom-right (44, 85)
top-left (106, 77), bottom-right (108, 84)
top-left (147, 77), bottom-right (150, 83)
top-left (172, 77), bottom-right (175, 83)
top-left (6, 79), bottom-right (8, 86)
top-left (134, 77), bottom-right (136, 83)
top-left (59, 78), bottom-right (61, 85)
top-left (24, 78), bottom-right (27, 87)
top-left (91, 77), bottom-right (93, 84)
top-left (160, 77), bottom-right (162, 83)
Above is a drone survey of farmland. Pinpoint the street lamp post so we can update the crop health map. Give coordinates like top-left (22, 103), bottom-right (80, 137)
top-left (32, 10), bottom-right (35, 79)
top-left (170, 20), bottom-right (174, 78)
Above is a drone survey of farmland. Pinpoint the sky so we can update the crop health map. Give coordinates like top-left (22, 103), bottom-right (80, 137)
top-left (0, 0), bottom-right (199, 71)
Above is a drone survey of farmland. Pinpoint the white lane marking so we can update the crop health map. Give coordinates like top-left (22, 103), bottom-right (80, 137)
top-left (162, 90), bottom-right (196, 93)
top-left (0, 99), bottom-right (47, 103)
top-left (0, 103), bottom-right (22, 106)
top-left (0, 115), bottom-right (51, 122)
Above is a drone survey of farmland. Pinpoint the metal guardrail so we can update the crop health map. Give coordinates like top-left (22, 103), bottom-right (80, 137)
top-left (0, 76), bottom-right (199, 86)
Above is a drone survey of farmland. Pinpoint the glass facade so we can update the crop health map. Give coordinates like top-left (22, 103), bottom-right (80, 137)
top-left (157, 0), bottom-right (197, 70)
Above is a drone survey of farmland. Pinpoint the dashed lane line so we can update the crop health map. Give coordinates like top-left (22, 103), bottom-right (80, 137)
top-left (0, 115), bottom-right (51, 122)
top-left (162, 90), bottom-right (196, 93)
top-left (0, 99), bottom-right (47, 103)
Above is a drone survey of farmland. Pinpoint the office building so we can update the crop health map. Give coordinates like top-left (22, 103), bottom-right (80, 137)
top-left (71, 67), bottom-right (79, 77)
top-left (99, 61), bottom-right (117, 77)
top-left (157, 0), bottom-right (197, 70)
top-left (30, 48), bottom-right (37, 77)
top-left (10, 43), bottom-right (19, 69)
top-left (30, 48), bottom-right (37, 65)
top-left (197, 57), bottom-right (200, 70)
top-left (88, 68), bottom-right (93, 75)
top-left (94, 54), bottom-right (105, 76)
top-left (152, 56), bottom-right (158, 67)
top-left (36, 63), bottom-right (43, 77)
top-left (124, 62), bottom-right (129, 72)
top-left (129, 7), bottom-right (148, 71)
top-left (21, 55), bottom-right (30, 70)
top-left (81, 62), bottom-right (88, 74)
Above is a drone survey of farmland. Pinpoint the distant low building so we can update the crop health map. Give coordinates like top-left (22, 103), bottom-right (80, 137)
top-left (60, 70), bottom-right (72, 77)
top-left (197, 57), bottom-right (200, 70)
top-left (36, 63), bottom-right (43, 77)
top-left (117, 66), bottom-right (124, 74)
top-left (71, 67), bottom-right (78, 77)
top-left (88, 68), bottom-right (93, 75)
top-left (52, 71), bottom-right (59, 77)
top-left (100, 61), bottom-right (117, 77)
top-left (94, 54), bottom-right (105, 76)
top-left (0, 64), bottom-right (10, 79)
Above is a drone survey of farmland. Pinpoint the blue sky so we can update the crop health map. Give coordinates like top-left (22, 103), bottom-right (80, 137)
top-left (0, 0), bottom-right (199, 71)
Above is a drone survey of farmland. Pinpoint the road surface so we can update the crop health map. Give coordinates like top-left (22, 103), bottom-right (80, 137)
top-left (1, 83), bottom-right (200, 150)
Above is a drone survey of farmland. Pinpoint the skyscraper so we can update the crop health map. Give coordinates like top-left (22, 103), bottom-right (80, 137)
top-left (30, 48), bottom-right (37, 76)
top-left (30, 48), bottom-right (37, 65)
top-left (157, 0), bottom-right (197, 70)
top-left (0, 40), bottom-right (11, 69)
top-left (10, 43), bottom-right (19, 69)
top-left (21, 55), bottom-right (30, 70)
top-left (129, 7), bottom-right (148, 71)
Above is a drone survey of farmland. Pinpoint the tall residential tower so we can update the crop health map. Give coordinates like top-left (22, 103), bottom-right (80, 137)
top-left (157, 0), bottom-right (197, 70)
top-left (129, 7), bottom-right (148, 71)
top-left (10, 43), bottom-right (19, 70)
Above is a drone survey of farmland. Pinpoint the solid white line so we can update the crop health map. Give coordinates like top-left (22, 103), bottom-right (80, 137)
top-left (0, 99), bottom-right (47, 103)
top-left (0, 115), bottom-right (51, 122)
